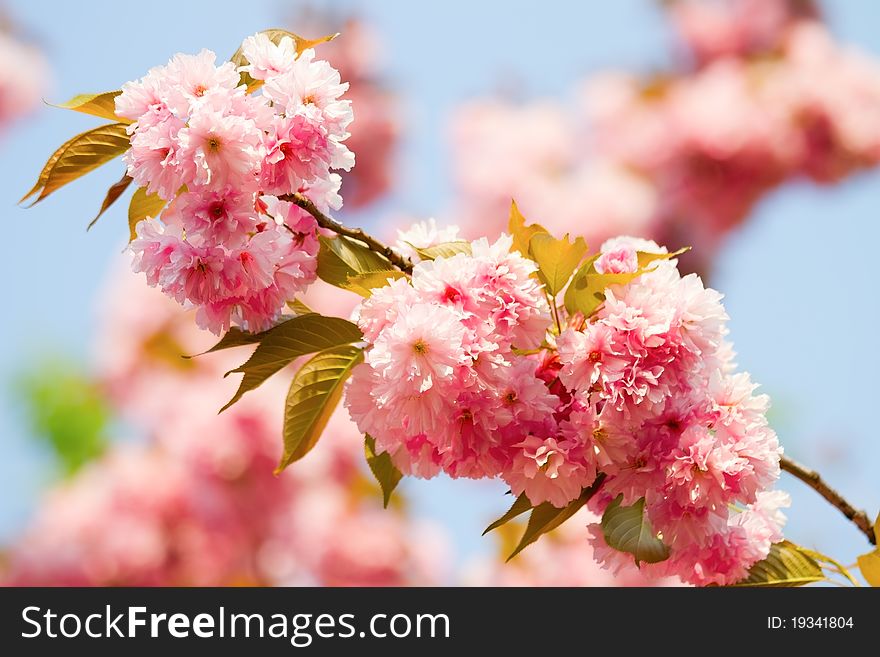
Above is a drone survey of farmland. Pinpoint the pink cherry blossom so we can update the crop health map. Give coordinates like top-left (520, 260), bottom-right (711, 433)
top-left (116, 35), bottom-right (353, 333)
top-left (503, 435), bottom-right (597, 508)
top-left (0, 31), bottom-right (49, 133)
top-left (240, 32), bottom-right (298, 82)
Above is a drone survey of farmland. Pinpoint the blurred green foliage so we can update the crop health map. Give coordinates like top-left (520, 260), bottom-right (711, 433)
top-left (14, 359), bottom-right (109, 476)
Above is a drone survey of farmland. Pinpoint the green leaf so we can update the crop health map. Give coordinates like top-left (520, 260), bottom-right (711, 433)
top-left (528, 232), bottom-right (587, 296)
top-left (508, 199), bottom-right (548, 257)
top-left (223, 314), bottom-right (362, 411)
top-left (562, 254), bottom-right (602, 316)
top-left (87, 173), bottom-right (132, 230)
top-left (16, 358), bottom-right (109, 476)
top-left (317, 234), bottom-right (395, 289)
top-left (231, 29), bottom-right (338, 93)
top-left (22, 123), bottom-right (130, 206)
top-left (277, 344), bottom-right (363, 473)
top-left (344, 270), bottom-right (408, 297)
top-left (734, 541), bottom-right (826, 587)
top-left (364, 434), bottom-right (404, 508)
top-left (51, 91), bottom-right (130, 124)
top-left (636, 247), bottom-right (690, 269)
top-left (600, 495), bottom-right (670, 566)
top-left (128, 186), bottom-right (167, 241)
top-left (287, 298), bottom-right (314, 315)
top-left (413, 241), bottom-right (473, 261)
top-left (507, 474), bottom-right (606, 561)
top-left (483, 493), bottom-right (531, 536)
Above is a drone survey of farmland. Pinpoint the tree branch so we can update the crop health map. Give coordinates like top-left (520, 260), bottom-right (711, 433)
top-left (279, 192), bottom-right (414, 274)
top-left (780, 455), bottom-right (875, 545)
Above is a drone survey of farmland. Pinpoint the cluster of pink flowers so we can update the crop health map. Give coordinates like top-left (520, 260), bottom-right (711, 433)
top-left (2, 266), bottom-right (446, 587)
top-left (668, 0), bottom-right (818, 68)
top-left (448, 6), bottom-right (880, 274)
top-left (448, 100), bottom-right (658, 252)
top-left (559, 237), bottom-right (786, 585)
top-left (585, 20), bottom-right (880, 252)
top-left (121, 34), bottom-right (354, 333)
top-left (346, 230), bottom-right (787, 586)
top-left (0, 29), bottom-right (48, 135)
top-left (289, 15), bottom-right (400, 208)
top-left (346, 234), bottom-right (556, 481)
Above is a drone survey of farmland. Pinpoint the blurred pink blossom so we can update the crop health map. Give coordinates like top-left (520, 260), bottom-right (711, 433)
top-left (0, 29), bottom-right (48, 134)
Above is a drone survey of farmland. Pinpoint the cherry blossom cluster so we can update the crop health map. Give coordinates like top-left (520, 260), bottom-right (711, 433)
top-left (346, 229), bottom-right (787, 586)
top-left (559, 238), bottom-right (786, 585)
top-left (120, 34), bottom-right (354, 333)
top-left (448, 7), bottom-right (880, 274)
top-left (289, 15), bottom-right (400, 208)
top-left (585, 19), bottom-right (880, 249)
top-left (667, 0), bottom-right (818, 68)
top-left (2, 268), bottom-right (446, 587)
top-left (346, 234), bottom-right (554, 480)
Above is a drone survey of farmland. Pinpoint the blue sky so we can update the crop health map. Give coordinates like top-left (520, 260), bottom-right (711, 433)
top-left (1, 0), bottom-right (878, 574)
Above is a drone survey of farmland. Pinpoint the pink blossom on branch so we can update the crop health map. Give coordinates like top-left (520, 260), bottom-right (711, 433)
top-left (118, 36), bottom-right (353, 334)
top-left (281, 14), bottom-right (401, 208)
top-left (346, 231), bottom-right (787, 586)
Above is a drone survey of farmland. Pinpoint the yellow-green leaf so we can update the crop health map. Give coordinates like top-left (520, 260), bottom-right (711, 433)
top-left (128, 186), bottom-right (167, 241)
top-left (528, 232), bottom-right (587, 296)
top-left (287, 298), bottom-right (314, 315)
top-left (483, 493), bottom-right (531, 536)
top-left (317, 235), bottom-right (395, 289)
top-left (222, 314), bottom-right (362, 411)
top-left (636, 246), bottom-right (690, 269)
top-left (733, 541), bottom-right (825, 587)
top-left (562, 254), bottom-right (602, 316)
top-left (858, 514), bottom-right (880, 586)
top-left (563, 247), bottom-right (690, 318)
top-left (508, 199), bottom-right (548, 257)
top-left (414, 241), bottom-right (473, 261)
top-left (364, 434), bottom-right (404, 508)
top-left (231, 29), bottom-right (339, 93)
top-left (600, 495), bottom-right (670, 566)
top-left (52, 91), bottom-right (130, 124)
top-left (88, 173), bottom-right (132, 230)
top-left (507, 474), bottom-right (606, 561)
top-left (857, 549), bottom-right (880, 586)
top-left (344, 270), bottom-right (408, 297)
top-left (277, 344), bottom-right (363, 473)
top-left (22, 123), bottom-right (130, 206)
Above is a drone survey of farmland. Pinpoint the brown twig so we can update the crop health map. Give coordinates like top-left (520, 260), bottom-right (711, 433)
top-left (279, 192), bottom-right (414, 274)
top-left (780, 456), bottom-right (876, 545)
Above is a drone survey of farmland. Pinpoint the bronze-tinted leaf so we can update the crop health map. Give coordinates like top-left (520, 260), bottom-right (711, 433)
top-left (88, 173), bottom-right (133, 230)
top-left (52, 91), bottom-right (130, 124)
top-left (128, 186), bottom-right (167, 241)
top-left (23, 123), bottom-right (130, 206)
